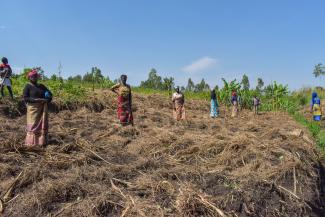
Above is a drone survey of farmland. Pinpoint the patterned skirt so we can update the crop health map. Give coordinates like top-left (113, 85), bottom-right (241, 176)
top-left (25, 102), bottom-right (49, 147)
top-left (173, 103), bottom-right (186, 121)
top-left (117, 96), bottom-right (133, 125)
top-left (210, 99), bottom-right (219, 118)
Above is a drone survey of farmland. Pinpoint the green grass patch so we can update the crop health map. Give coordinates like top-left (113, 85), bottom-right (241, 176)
top-left (290, 110), bottom-right (325, 154)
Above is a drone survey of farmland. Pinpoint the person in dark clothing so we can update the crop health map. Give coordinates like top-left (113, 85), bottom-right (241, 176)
top-left (231, 91), bottom-right (238, 117)
top-left (0, 57), bottom-right (14, 99)
top-left (23, 69), bottom-right (52, 147)
top-left (210, 89), bottom-right (219, 118)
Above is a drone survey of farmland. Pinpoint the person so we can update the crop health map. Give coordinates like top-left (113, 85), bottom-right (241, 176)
top-left (237, 94), bottom-right (242, 111)
top-left (253, 95), bottom-right (261, 115)
top-left (0, 57), bottom-right (14, 99)
top-left (231, 91), bottom-right (238, 117)
top-left (310, 92), bottom-right (322, 121)
top-left (172, 86), bottom-right (186, 121)
top-left (111, 74), bottom-right (133, 126)
top-left (23, 69), bottom-right (52, 147)
top-left (210, 88), bottom-right (219, 118)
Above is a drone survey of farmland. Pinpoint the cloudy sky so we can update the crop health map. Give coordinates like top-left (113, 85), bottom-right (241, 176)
top-left (1, 0), bottom-right (325, 89)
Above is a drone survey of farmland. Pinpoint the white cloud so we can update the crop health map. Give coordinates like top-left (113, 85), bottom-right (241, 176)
top-left (182, 56), bottom-right (219, 73)
top-left (0, 25), bottom-right (6, 30)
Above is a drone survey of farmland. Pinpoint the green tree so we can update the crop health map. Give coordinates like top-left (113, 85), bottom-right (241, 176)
top-left (140, 68), bottom-right (163, 89)
top-left (194, 79), bottom-right (210, 92)
top-left (314, 63), bottom-right (325, 77)
top-left (50, 74), bottom-right (58, 81)
top-left (241, 74), bottom-right (250, 90)
top-left (162, 77), bottom-right (175, 92)
top-left (256, 78), bottom-right (264, 91)
top-left (186, 78), bottom-right (195, 92)
top-left (68, 75), bottom-right (82, 82)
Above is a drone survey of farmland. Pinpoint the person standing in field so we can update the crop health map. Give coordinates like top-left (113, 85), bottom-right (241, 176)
top-left (111, 74), bottom-right (133, 126)
top-left (237, 94), bottom-right (242, 111)
top-left (0, 57), bottom-right (14, 99)
top-left (310, 92), bottom-right (322, 121)
top-left (231, 91), bottom-right (238, 117)
top-left (210, 88), bottom-right (219, 118)
top-left (253, 95), bottom-right (261, 115)
top-left (23, 69), bottom-right (52, 147)
top-left (172, 86), bottom-right (185, 121)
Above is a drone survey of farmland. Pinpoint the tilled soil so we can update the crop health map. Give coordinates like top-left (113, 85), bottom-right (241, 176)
top-left (0, 91), bottom-right (325, 217)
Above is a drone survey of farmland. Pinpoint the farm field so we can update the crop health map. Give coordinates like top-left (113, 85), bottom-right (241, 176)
top-left (0, 91), bottom-right (324, 217)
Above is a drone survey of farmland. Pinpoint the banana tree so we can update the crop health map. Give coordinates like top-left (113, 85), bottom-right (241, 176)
top-left (219, 78), bottom-right (241, 107)
top-left (265, 81), bottom-right (289, 112)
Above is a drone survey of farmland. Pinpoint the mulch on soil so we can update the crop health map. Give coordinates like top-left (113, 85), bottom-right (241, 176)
top-left (0, 91), bottom-right (324, 217)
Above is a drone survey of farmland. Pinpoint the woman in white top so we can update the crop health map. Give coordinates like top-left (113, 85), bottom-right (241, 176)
top-left (172, 87), bottom-right (186, 121)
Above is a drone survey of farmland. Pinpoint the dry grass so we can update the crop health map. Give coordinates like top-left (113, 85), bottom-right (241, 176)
top-left (0, 90), bottom-right (324, 216)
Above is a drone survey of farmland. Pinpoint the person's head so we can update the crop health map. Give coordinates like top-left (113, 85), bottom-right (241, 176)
top-left (176, 86), bottom-right (180, 93)
top-left (28, 69), bottom-right (40, 83)
top-left (1, 57), bottom-right (8, 65)
top-left (232, 91), bottom-right (237, 96)
top-left (120, 74), bottom-right (127, 85)
top-left (312, 92), bottom-right (318, 99)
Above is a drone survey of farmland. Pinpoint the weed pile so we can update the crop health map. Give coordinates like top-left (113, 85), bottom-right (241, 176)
top-left (0, 91), bottom-right (324, 216)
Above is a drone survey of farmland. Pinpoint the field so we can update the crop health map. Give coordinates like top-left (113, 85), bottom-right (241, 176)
top-left (0, 91), bottom-right (325, 216)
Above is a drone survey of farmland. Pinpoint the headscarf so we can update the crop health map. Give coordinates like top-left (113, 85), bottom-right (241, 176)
top-left (232, 91), bottom-right (237, 97)
top-left (27, 69), bottom-right (39, 78)
top-left (312, 92), bottom-right (319, 105)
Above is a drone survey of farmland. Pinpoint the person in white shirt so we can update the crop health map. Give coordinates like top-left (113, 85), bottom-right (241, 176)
top-left (172, 87), bottom-right (186, 121)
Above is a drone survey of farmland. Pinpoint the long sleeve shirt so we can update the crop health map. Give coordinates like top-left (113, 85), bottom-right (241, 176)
top-left (0, 64), bottom-right (12, 78)
top-left (23, 83), bottom-right (52, 103)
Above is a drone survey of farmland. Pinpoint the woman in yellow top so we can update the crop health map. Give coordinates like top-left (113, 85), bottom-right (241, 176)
top-left (111, 75), bottom-right (133, 125)
top-left (311, 92), bottom-right (322, 121)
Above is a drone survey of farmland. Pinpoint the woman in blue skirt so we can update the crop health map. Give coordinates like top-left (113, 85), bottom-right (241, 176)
top-left (210, 88), bottom-right (219, 118)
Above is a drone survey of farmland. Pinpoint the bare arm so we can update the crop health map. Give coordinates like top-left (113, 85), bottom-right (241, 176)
top-left (110, 84), bottom-right (119, 94)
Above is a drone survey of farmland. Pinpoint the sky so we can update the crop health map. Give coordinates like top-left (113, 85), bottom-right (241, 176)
top-left (1, 0), bottom-right (325, 90)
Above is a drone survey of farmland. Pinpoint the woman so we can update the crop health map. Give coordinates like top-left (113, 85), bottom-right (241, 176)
top-left (23, 69), bottom-right (52, 147)
top-left (231, 91), bottom-right (238, 117)
top-left (172, 87), bottom-right (185, 121)
top-left (311, 92), bottom-right (322, 121)
top-left (111, 75), bottom-right (133, 126)
top-left (210, 88), bottom-right (219, 118)
top-left (0, 57), bottom-right (14, 99)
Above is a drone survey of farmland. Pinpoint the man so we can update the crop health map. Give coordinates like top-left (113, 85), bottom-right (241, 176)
top-left (231, 91), bottom-right (238, 117)
top-left (172, 86), bottom-right (186, 121)
top-left (0, 57), bottom-right (14, 99)
top-left (253, 95), bottom-right (261, 115)
top-left (111, 75), bottom-right (133, 126)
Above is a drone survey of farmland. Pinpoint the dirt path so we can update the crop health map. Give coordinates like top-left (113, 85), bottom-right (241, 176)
top-left (0, 92), bottom-right (324, 216)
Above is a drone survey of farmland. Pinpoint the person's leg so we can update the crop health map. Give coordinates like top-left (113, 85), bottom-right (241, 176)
top-left (7, 86), bottom-right (13, 99)
top-left (0, 85), bottom-right (4, 97)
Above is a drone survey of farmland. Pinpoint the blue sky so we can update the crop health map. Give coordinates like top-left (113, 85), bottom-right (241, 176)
top-left (1, 0), bottom-right (325, 89)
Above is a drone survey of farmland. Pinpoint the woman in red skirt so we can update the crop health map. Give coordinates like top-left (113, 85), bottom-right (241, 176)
top-left (111, 75), bottom-right (133, 126)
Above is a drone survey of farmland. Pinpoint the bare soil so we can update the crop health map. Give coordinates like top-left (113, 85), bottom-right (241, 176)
top-left (0, 91), bottom-right (325, 217)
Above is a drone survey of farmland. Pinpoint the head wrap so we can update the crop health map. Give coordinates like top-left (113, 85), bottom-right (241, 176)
top-left (232, 91), bottom-right (237, 97)
top-left (27, 69), bottom-right (39, 78)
